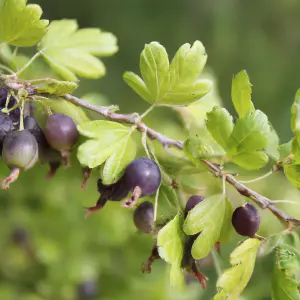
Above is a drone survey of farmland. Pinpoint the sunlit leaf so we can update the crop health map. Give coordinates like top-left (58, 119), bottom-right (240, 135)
top-left (218, 198), bottom-right (234, 243)
top-left (231, 70), bottom-right (254, 118)
top-left (279, 140), bottom-right (292, 161)
top-left (231, 151), bottom-right (269, 170)
top-left (140, 42), bottom-right (170, 102)
top-left (157, 214), bottom-right (185, 289)
top-left (276, 244), bottom-right (300, 270)
top-left (38, 20), bottom-right (118, 81)
top-left (206, 106), bottom-right (234, 151)
top-left (0, 0), bottom-right (49, 46)
top-left (283, 164), bottom-right (300, 188)
top-left (101, 130), bottom-right (136, 184)
top-left (214, 238), bottom-right (261, 300)
top-left (183, 194), bottom-right (229, 259)
top-left (77, 121), bottom-right (134, 170)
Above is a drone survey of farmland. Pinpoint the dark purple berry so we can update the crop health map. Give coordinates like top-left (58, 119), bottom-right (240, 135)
top-left (0, 112), bottom-right (13, 150)
top-left (24, 116), bottom-right (45, 144)
top-left (133, 201), bottom-right (154, 233)
top-left (44, 113), bottom-right (78, 151)
top-left (184, 195), bottom-right (205, 218)
top-left (97, 178), bottom-right (129, 202)
top-left (123, 158), bottom-right (161, 196)
top-left (2, 129), bottom-right (38, 170)
top-left (232, 203), bottom-right (260, 237)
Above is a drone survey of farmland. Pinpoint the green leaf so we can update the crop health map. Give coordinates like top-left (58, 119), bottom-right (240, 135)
top-left (291, 89), bottom-right (300, 136)
top-left (0, 0), bottom-right (49, 47)
top-left (124, 41), bottom-right (211, 106)
top-left (123, 72), bottom-right (152, 104)
top-left (156, 184), bottom-right (179, 226)
top-left (283, 164), bottom-right (300, 188)
top-left (38, 20), bottom-right (118, 81)
top-left (265, 125), bottom-right (280, 161)
top-left (32, 79), bottom-right (78, 96)
top-left (218, 198), bottom-right (234, 243)
top-left (183, 194), bottom-right (229, 260)
top-left (77, 121), bottom-right (133, 171)
top-left (231, 70), bottom-right (254, 118)
top-left (42, 98), bottom-right (89, 125)
top-left (228, 110), bottom-right (269, 153)
top-left (279, 140), bottom-right (292, 161)
top-left (271, 267), bottom-right (300, 300)
top-left (214, 238), bottom-right (261, 300)
top-left (276, 244), bottom-right (300, 270)
top-left (231, 151), bottom-right (269, 170)
top-left (183, 137), bottom-right (225, 162)
top-left (259, 233), bottom-right (285, 257)
top-left (140, 42), bottom-right (170, 102)
top-left (101, 130), bottom-right (136, 184)
top-left (157, 214), bottom-right (185, 289)
top-left (271, 245), bottom-right (300, 300)
top-left (206, 106), bottom-right (234, 150)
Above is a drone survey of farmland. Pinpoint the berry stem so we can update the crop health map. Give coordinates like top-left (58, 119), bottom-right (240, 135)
top-left (19, 100), bottom-right (24, 131)
top-left (139, 104), bottom-right (155, 120)
top-left (211, 248), bottom-right (222, 277)
top-left (153, 188), bottom-right (160, 222)
top-left (239, 170), bottom-right (274, 184)
top-left (15, 51), bottom-right (42, 77)
top-left (1, 167), bottom-right (20, 190)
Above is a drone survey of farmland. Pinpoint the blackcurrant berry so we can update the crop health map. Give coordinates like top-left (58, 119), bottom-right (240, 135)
top-left (24, 116), bottom-right (45, 144)
top-left (122, 158), bottom-right (161, 207)
top-left (0, 112), bottom-right (13, 148)
top-left (133, 201), bottom-right (154, 233)
top-left (2, 129), bottom-right (38, 170)
top-left (0, 88), bottom-right (8, 102)
top-left (184, 195), bottom-right (205, 218)
top-left (232, 203), bottom-right (260, 237)
top-left (44, 113), bottom-right (78, 166)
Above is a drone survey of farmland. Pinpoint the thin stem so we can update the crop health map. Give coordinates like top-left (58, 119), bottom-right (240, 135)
top-left (141, 130), bottom-right (151, 159)
top-left (19, 100), bottom-right (24, 131)
top-left (2, 102), bottom-right (20, 113)
top-left (15, 51), bottom-right (42, 77)
top-left (211, 248), bottom-right (222, 277)
top-left (0, 64), bottom-right (14, 74)
top-left (239, 170), bottom-right (274, 184)
top-left (222, 175), bottom-right (226, 196)
top-left (270, 200), bottom-right (300, 206)
top-left (139, 104), bottom-right (155, 120)
top-left (153, 188), bottom-right (160, 222)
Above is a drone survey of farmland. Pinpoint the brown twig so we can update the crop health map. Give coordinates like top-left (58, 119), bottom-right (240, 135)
top-left (63, 93), bottom-right (300, 228)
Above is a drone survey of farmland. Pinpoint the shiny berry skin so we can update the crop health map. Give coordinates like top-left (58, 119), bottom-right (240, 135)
top-left (184, 195), bottom-right (205, 218)
top-left (2, 129), bottom-right (38, 170)
top-left (24, 116), bottom-right (45, 144)
top-left (0, 111), bottom-right (13, 141)
top-left (123, 158), bottom-right (161, 196)
top-left (44, 113), bottom-right (78, 151)
top-left (232, 203), bottom-right (260, 237)
top-left (133, 201), bottom-right (154, 233)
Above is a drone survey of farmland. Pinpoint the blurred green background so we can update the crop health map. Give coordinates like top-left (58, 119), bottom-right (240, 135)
top-left (1, 0), bottom-right (300, 299)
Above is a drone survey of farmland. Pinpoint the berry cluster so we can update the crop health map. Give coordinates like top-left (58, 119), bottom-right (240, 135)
top-left (0, 88), bottom-right (79, 189)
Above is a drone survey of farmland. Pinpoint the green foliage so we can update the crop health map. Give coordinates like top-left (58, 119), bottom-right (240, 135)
top-left (214, 238), bottom-right (262, 299)
top-left (0, 0), bottom-right (48, 46)
top-left (271, 245), bottom-right (300, 300)
top-left (157, 214), bottom-right (185, 289)
top-left (124, 41), bottom-right (212, 106)
top-left (32, 78), bottom-right (78, 96)
top-left (38, 19), bottom-right (118, 81)
top-left (77, 120), bottom-right (136, 183)
top-left (183, 194), bottom-right (232, 260)
top-left (231, 70), bottom-right (254, 118)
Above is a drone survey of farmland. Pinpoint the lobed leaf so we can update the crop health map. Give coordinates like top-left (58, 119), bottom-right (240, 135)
top-left (124, 41), bottom-right (211, 107)
top-left (77, 121), bottom-right (136, 182)
top-left (0, 0), bottom-right (49, 47)
top-left (157, 214), bottom-right (185, 289)
top-left (206, 106), bottom-right (234, 151)
top-left (283, 164), bottom-right (300, 188)
top-left (231, 70), bottom-right (254, 118)
top-left (183, 194), bottom-right (231, 260)
top-left (38, 20), bottom-right (118, 81)
top-left (214, 238), bottom-right (261, 300)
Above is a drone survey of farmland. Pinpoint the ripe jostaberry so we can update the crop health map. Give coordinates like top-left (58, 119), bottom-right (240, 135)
top-left (184, 195), bottom-right (205, 218)
top-left (133, 201), bottom-right (154, 233)
top-left (24, 116), bottom-right (62, 179)
top-left (1, 129), bottom-right (38, 189)
top-left (44, 113), bottom-right (79, 166)
top-left (122, 158), bottom-right (161, 207)
top-left (232, 202), bottom-right (260, 237)
top-left (0, 112), bottom-right (13, 152)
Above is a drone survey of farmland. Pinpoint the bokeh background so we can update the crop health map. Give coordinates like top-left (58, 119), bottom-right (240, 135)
top-left (1, 0), bottom-right (300, 299)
